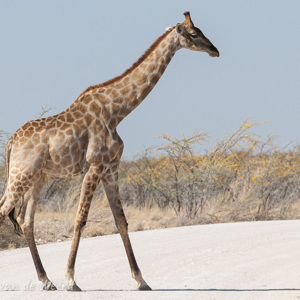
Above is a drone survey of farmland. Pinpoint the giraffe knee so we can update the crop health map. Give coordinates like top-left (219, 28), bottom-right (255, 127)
top-left (21, 222), bottom-right (33, 235)
top-left (75, 220), bottom-right (87, 234)
top-left (115, 218), bottom-right (128, 233)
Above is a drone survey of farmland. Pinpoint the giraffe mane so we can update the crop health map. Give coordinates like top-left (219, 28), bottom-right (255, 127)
top-left (77, 26), bottom-right (175, 99)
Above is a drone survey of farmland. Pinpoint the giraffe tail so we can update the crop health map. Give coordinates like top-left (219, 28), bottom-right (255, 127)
top-left (8, 209), bottom-right (22, 236)
top-left (5, 138), bottom-right (12, 180)
top-left (3, 138), bottom-right (23, 236)
top-left (0, 140), bottom-right (12, 209)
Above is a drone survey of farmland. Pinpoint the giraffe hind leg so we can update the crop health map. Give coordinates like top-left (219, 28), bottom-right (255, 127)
top-left (18, 174), bottom-right (57, 291)
top-left (0, 177), bottom-right (57, 290)
top-left (0, 147), bottom-right (56, 290)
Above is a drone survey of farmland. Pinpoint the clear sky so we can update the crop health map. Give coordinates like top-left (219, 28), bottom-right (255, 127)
top-left (0, 1), bottom-right (299, 158)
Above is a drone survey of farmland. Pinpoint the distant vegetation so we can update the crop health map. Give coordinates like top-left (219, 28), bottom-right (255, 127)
top-left (0, 119), bottom-right (300, 249)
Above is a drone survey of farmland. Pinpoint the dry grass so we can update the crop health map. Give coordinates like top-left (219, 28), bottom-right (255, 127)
top-left (33, 196), bottom-right (182, 245)
top-left (0, 195), bottom-right (198, 249)
top-left (3, 193), bottom-right (300, 250)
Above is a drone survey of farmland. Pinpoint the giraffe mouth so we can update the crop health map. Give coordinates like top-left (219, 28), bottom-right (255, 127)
top-left (209, 51), bottom-right (220, 57)
top-left (208, 46), bottom-right (220, 57)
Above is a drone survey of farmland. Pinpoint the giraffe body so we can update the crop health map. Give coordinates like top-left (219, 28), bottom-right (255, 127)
top-left (0, 12), bottom-right (219, 291)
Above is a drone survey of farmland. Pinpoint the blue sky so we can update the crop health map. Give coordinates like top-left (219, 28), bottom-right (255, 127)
top-left (0, 1), bottom-right (299, 158)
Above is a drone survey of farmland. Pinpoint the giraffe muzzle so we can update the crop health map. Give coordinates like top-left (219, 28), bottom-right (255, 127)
top-left (208, 45), bottom-right (220, 57)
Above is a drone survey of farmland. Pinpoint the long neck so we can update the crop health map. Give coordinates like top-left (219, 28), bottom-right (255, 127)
top-left (96, 28), bottom-right (180, 128)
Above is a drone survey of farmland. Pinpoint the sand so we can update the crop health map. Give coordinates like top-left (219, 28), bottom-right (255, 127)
top-left (1, 220), bottom-right (300, 299)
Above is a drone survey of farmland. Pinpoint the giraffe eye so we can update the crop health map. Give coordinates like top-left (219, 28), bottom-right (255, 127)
top-left (190, 33), bottom-right (198, 39)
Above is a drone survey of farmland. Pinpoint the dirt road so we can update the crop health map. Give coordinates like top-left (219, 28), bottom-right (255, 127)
top-left (1, 220), bottom-right (300, 299)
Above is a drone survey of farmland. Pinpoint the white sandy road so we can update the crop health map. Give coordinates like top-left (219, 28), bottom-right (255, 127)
top-left (1, 220), bottom-right (300, 300)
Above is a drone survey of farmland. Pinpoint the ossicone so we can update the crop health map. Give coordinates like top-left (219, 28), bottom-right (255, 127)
top-left (182, 11), bottom-right (194, 28)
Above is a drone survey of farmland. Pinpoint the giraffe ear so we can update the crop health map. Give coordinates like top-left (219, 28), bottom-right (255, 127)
top-left (176, 23), bottom-right (184, 34)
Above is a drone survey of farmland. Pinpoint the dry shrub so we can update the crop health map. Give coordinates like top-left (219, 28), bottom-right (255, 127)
top-left (123, 119), bottom-right (300, 220)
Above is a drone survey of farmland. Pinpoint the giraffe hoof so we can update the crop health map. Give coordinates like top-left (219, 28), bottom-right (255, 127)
top-left (66, 282), bottom-right (82, 292)
top-left (43, 281), bottom-right (57, 291)
top-left (138, 283), bottom-right (152, 291)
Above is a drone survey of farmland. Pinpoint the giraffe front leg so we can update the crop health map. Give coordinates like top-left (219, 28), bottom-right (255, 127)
top-left (102, 166), bottom-right (151, 291)
top-left (65, 166), bottom-right (101, 291)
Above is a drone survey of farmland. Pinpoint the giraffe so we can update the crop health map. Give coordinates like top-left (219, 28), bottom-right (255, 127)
top-left (0, 12), bottom-right (219, 291)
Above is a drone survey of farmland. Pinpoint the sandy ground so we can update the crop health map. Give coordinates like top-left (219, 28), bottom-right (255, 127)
top-left (1, 220), bottom-right (300, 300)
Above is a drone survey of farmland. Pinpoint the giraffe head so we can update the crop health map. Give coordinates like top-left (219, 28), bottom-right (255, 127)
top-left (176, 11), bottom-right (219, 57)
